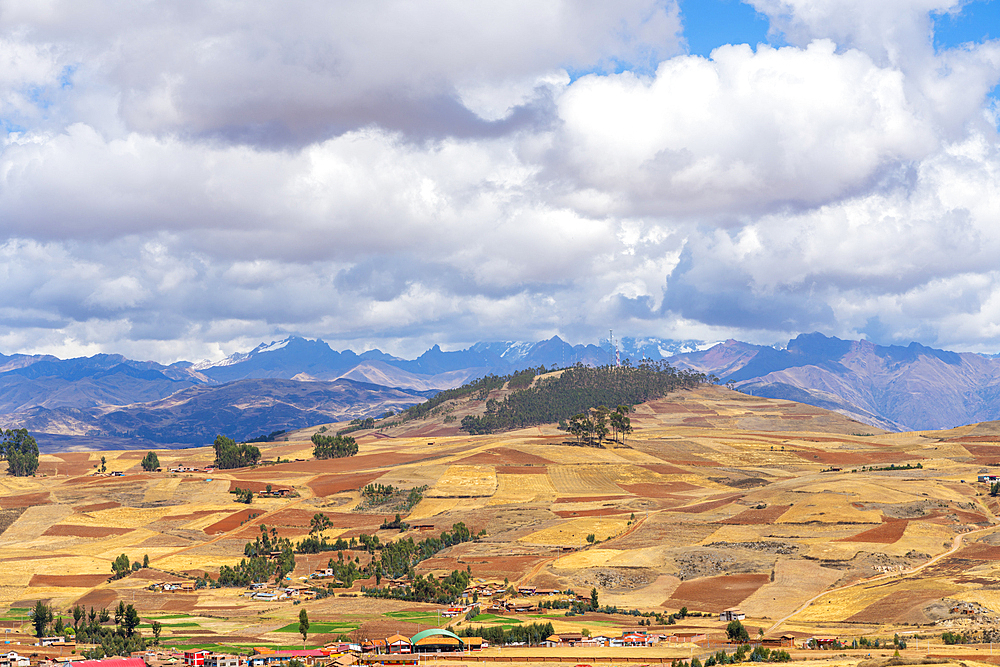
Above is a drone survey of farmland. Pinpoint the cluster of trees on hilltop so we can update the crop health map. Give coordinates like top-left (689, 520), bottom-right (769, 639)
top-left (213, 434), bottom-right (261, 469)
top-left (312, 433), bottom-right (358, 459)
top-left (460, 361), bottom-right (705, 435)
top-left (1, 428), bottom-right (38, 476)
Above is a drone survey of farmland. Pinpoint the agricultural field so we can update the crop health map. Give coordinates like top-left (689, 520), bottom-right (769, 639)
top-left (3, 382), bottom-right (1000, 654)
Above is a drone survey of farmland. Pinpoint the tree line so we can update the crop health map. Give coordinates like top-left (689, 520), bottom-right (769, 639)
top-left (213, 435), bottom-right (261, 469)
top-left (311, 433), bottom-right (358, 459)
top-left (461, 361), bottom-right (705, 435)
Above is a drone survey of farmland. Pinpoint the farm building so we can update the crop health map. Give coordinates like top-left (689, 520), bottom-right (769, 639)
top-left (410, 629), bottom-right (466, 653)
top-left (545, 633), bottom-right (584, 647)
top-left (979, 474), bottom-right (1000, 482)
top-left (719, 608), bottom-right (745, 621)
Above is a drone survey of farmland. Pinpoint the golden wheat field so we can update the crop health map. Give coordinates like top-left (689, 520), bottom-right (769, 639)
top-left (3, 383), bottom-right (1000, 654)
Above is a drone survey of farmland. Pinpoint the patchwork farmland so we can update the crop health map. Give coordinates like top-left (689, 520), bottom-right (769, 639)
top-left (4, 382), bottom-right (1000, 660)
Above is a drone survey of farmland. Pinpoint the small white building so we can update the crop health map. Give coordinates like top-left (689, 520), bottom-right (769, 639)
top-left (719, 608), bottom-right (746, 621)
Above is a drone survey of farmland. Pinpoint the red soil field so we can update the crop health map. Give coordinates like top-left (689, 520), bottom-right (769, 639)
top-left (953, 509), bottom-right (989, 524)
top-left (30, 573), bottom-right (109, 587)
top-left (495, 466), bottom-right (548, 475)
top-left (718, 505), bottom-right (791, 525)
top-left (957, 444), bottom-right (1000, 463)
top-left (263, 508), bottom-right (317, 527)
top-left (619, 482), bottom-right (701, 497)
top-left (553, 496), bottom-right (631, 503)
top-left (0, 492), bottom-right (50, 508)
top-left (417, 554), bottom-right (548, 579)
top-left (308, 471), bottom-right (384, 496)
top-left (158, 597), bottom-right (199, 612)
top-left (846, 587), bottom-right (956, 624)
top-left (454, 447), bottom-right (554, 466)
top-left (667, 573), bottom-right (769, 610)
top-left (74, 501), bottom-right (121, 513)
top-left (204, 508), bottom-right (261, 535)
top-left (232, 512), bottom-right (393, 538)
top-left (667, 494), bottom-right (741, 514)
top-left (954, 543), bottom-right (1000, 560)
top-left (43, 525), bottom-right (133, 538)
top-left (553, 508), bottom-right (629, 518)
top-left (75, 589), bottom-right (117, 609)
top-left (641, 464), bottom-right (688, 475)
top-left (839, 520), bottom-right (908, 544)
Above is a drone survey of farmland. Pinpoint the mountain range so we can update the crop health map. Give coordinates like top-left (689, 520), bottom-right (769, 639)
top-left (0, 336), bottom-right (700, 451)
top-left (3, 332), bottom-right (1000, 451)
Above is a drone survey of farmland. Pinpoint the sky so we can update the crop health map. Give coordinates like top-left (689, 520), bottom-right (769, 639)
top-left (1, 0), bottom-right (1000, 363)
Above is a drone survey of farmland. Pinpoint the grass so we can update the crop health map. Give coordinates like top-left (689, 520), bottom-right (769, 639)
top-left (274, 622), bottom-right (359, 634)
top-left (384, 611), bottom-right (441, 620)
top-left (138, 622), bottom-right (201, 628)
top-left (0, 608), bottom-right (29, 620)
top-left (469, 614), bottom-right (522, 625)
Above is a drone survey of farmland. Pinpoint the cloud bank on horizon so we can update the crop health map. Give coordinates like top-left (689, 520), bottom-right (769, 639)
top-left (0, 0), bottom-right (999, 362)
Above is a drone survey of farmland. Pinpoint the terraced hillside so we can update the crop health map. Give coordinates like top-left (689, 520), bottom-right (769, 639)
top-left (3, 382), bottom-right (1000, 651)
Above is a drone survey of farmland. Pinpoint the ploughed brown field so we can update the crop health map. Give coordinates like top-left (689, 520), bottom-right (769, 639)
top-left (3, 380), bottom-right (1000, 652)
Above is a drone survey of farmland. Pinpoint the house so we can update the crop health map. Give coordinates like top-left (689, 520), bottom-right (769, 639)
top-left (621, 632), bottom-right (651, 647)
top-left (810, 636), bottom-right (839, 649)
top-left (313, 568), bottom-right (334, 579)
top-left (980, 474), bottom-right (1000, 482)
top-left (360, 640), bottom-right (387, 654)
top-left (510, 602), bottom-right (535, 613)
top-left (759, 635), bottom-right (796, 648)
top-left (671, 632), bottom-right (708, 644)
top-left (461, 637), bottom-right (486, 651)
top-left (0, 652), bottom-right (29, 667)
top-left (719, 608), bottom-right (745, 621)
top-left (545, 633), bottom-right (584, 647)
top-left (516, 586), bottom-right (536, 596)
top-left (184, 651), bottom-right (210, 667)
top-left (205, 655), bottom-right (242, 667)
top-left (179, 581), bottom-right (196, 592)
top-left (384, 635), bottom-right (411, 655)
top-left (440, 607), bottom-right (467, 618)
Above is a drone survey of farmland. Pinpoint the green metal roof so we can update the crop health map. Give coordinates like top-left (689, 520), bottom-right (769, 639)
top-left (409, 628), bottom-right (464, 644)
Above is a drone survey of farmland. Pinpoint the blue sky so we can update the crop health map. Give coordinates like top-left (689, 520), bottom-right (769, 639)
top-left (680, 0), bottom-right (775, 57)
top-left (682, 0), bottom-right (1000, 56)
